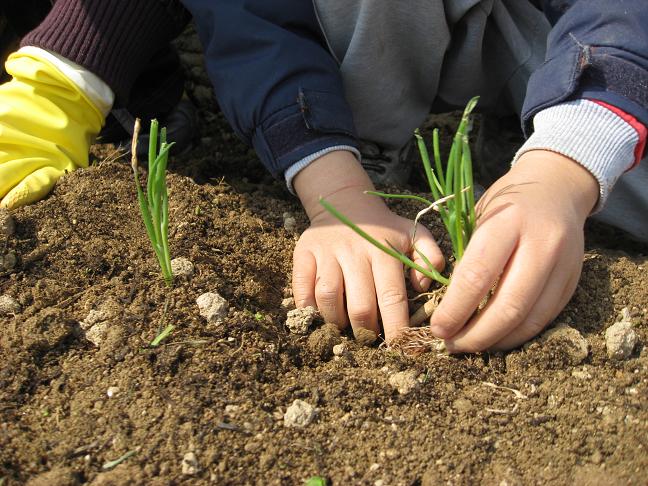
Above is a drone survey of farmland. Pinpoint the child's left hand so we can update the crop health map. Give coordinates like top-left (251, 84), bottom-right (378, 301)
top-left (429, 150), bottom-right (599, 352)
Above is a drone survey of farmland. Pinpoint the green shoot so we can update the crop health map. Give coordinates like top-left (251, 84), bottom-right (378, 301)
top-left (102, 450), bottom-right (137, 470)
top-left (131, 118), bottom-right (175, 287)
top-left (320, 97), bottom-right (479, 286)
top-left (150, 324), bottom-right (175, 347)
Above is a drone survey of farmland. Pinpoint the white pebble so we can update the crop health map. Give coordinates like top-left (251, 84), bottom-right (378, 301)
top-left (282, 212), bottom-right (297, 232)
top-left (196, 292), bottom-right (229, 325)
top-left (605, 321), bottom-right (637, 360)
top-left (106, 387), bottom-right (120, 398)
top-left (182, 452), bottom-right (199, 475)
top-left (283, 399), bottom-right (316, 428)
top-left (389, 370), bottom-right (420, 395)
top-left (171, 257), bottom-right (194, 277)
top-left (332, 343), bottom-right (348, 356)
top-left (285, 306), bottom-right (318, 334)
top-left (0, 295), bottom-right (20, 316)
top-left (85, 321), bottom-right (109, 347)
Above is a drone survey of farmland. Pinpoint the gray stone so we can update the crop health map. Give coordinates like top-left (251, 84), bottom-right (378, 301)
top-left (0, 208), bottom-right (15, 238)
top-left (196, 292), bottom-right (229, 325)
top-left (0, 294), bottom-right (20, 316)
top-left (605, 321), bottom-right (637, 360)
top-left (284, 399), bottom-right (316, 427)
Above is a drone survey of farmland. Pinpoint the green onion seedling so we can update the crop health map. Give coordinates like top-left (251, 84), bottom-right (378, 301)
top-left (321, 96), bottom-right (480, 286)
top-left (131, 118), bottom-right (175, 287)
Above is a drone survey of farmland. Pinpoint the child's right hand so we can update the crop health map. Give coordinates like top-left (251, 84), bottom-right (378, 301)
top-left (292, 150), bottom-right (444, 342)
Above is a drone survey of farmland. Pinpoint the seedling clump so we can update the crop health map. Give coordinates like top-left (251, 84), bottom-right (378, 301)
top-left (321, 97), bottom-right (480, 353)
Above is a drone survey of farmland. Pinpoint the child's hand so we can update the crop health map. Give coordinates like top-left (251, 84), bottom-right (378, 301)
top-left (292, 151), bottom-right (444, 342)
top-left (429, 150), bottom-right (600, 352)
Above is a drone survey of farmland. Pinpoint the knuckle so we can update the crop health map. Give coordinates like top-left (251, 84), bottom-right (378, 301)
top-left (347, 304), bottom-right (374, 325)
top-left (456, 259), bottom-right (493, 296)
top-left (378, 286), bottom-right (407, 309)
top-left (315, 280), bottom-right (339, 307)
top-left (498, 298), bottom-right (528, 326)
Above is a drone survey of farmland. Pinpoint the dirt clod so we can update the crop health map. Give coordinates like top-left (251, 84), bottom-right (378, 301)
top-left (284, 399), bottom-right (316, 428)
top-left (181, 452), bottom-right (199, 475)
top-left (171, 257), bottom-right (194, 277)
top-left (389, 370), bottom-right (420, 395)
top-left (353, 326), bottom-right (378, 346)
top-left (307, 323), bottom-right (342, 360)
top-left (0, 250), bottom-right (17, 271)
top-left (0, 208), bottom-right (15, 238)
top-left (605, 321), bottom-right (637, 360)
top-left (196, 291), bottom-right (228, 325)
top-left (0, 294), bottom-right (20, 315)
top-left (285, 306), bottom-right (318, 334)
top-left (540, 324), bottom-right (589, 366)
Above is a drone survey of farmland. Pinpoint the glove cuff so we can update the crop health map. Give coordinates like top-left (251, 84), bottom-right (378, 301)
top-left (20, 0), bottom-right (190, 104)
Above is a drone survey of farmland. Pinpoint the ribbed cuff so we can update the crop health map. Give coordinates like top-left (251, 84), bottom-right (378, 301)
top-left (20, 0), bottom-right (188, 104)
top-left (513, 99), bottom-right (638, 211)
top-left (285, 145), bottom-right (361, 194)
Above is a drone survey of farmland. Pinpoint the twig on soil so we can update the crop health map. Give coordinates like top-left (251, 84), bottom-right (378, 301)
top-left (102, 449), bottom-right (137, 470)
top-left (216, 421), bottom-right (251, 435)
top-left (481, 382), bottom-right (527, 400)
top-left (485, 403), bottom-right (519, 415)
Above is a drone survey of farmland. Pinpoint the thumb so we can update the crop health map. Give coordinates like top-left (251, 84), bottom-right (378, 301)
top-left (0, 166), bottom-right (63, 209)
top-left (409, 223), bottom-right (445, 292)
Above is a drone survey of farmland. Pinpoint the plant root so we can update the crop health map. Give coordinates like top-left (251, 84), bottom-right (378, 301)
top-left (386, 327), bottom-right (446, 356)
top-left (409, 287), bottom-right (445, 327)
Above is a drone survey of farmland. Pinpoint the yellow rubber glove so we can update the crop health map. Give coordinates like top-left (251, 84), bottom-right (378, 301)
top-left (0, 51), bottom-right (104, 208)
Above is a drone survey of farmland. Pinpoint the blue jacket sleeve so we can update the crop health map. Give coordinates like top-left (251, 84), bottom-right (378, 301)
top-left (179, 0), bottom-right (358, 179)
top-left (523, 0), bottom-right (648, 135)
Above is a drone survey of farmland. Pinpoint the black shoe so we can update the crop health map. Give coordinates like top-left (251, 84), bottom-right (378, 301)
top-left (475, 114), bottom-right (525, 185)
top-left (98, 97), bottom-right (198, 158)
top-left (359, 139), bottom-right (415, 187)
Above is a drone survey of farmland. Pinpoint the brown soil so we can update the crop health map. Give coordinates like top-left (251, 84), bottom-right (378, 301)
top-left (1, 27), bottom-right (647, 486)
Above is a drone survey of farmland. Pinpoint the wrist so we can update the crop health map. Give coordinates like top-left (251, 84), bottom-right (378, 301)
top-left (515, 150), bottom-right (599, 218)
top-left (294, 150), bottom-right (379, 220)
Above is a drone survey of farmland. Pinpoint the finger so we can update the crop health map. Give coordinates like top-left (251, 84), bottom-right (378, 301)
top-left (0, 166), bottom-right (60, 209)
top-left (292, 248), bottom-right (317, 308)
top-left (491, 260), bottom-right (581, 351)
top-left (340, 255), bottom-right (379, 335)
top-left (314, 259), bottom-right (347, 327)
top-left (372, 254), bottom-right (409, 343)
top-left (429, 223), bottom-right (519, 339)
top-left (444, 240), bottom-right (556, 353)
top-left (410, 224), bottom-right (445, 292)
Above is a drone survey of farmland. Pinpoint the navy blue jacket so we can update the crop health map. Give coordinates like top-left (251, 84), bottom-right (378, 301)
top-left (180, 0), bottom-right (648, 179)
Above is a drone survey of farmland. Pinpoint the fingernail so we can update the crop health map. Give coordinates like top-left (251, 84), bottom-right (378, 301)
top-left (419, 277), bottom-right (431, 289)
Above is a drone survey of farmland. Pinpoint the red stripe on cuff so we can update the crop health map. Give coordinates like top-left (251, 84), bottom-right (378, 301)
top-left (590, 99), bottom-right (647, 171)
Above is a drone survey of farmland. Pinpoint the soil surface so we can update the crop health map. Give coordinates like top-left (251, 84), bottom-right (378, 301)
top-left (1, 27), bottom-right (647, 486)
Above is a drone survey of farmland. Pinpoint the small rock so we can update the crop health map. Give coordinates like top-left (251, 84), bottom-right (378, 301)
top-left (0, 208), bottom-right (15, 237)
top-left (284, 399), bottom-right (316, 427)
top-left (106, 387), bottom-right (120, 398)
top-left (280, 297), bottom-right (295, 310)
top-left (307, 323), bottom-right (342, 360)
top-left (605, 321), bottom-right (636, 360)
top-left (85, 321), bottom-right (109, 347)
top-left (541, 324), bottom-right (589, 365)
top-left (196, 292), bottom-right (229, 325)
top-left (369, 463), bottom-right (380, 472)
top-left (332, 342), bottom-right (348, 356)
top-left (453, 398), bottom-right (473, 413)
top-left (389, 370), bottom-right (420, 395)
top-left (81, 309), bottom-right (111, 331)
top-left (171, 257), bottom-right (194, 277)
top-left (0, 294), bottom-right (20, 315)
top-left (285, 306), bottom-right (318, 334)
top-left (282, 212), bottom-right (297, 232)
top-left (0, 250), bottom-right (17, 271)
top-left (182, 452), bottom-right (199, 475)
